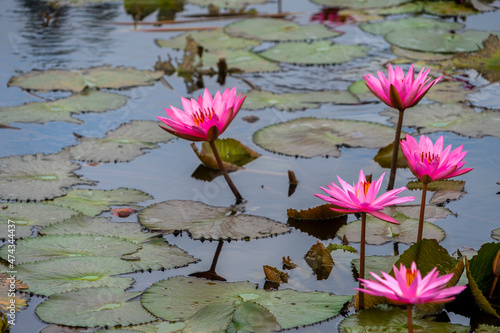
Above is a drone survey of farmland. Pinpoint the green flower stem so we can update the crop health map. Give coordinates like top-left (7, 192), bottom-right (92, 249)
top-left (359, 212), bottom-right (367, 310)
top-left (407, 304), bottom-right (413, 333)
top-left (387, 110), bottom-right (405, 191)
top-left (417, 182), bottom-right (428, 242)
top-left (209, 140), bottom-right (243, 203)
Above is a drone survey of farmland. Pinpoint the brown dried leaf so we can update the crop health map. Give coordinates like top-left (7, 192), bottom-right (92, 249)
top-left (110, 207), bottom-right (137, 218)
top-left (287, 204), bottom-right (345, 221)
top-left (282, 256), bottom-right (297, 270)
top-left (454, 34), bottom-right (500, 83)
top-left (263, 265), bottom-right (288, 284)
top-left (305, 241), bottom-right (334, 280)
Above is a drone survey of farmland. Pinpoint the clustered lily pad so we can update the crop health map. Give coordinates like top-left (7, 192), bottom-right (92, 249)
top-left (360, 17), bottom-right (464, 36)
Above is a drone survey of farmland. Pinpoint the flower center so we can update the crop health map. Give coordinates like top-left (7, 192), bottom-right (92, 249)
top-left (192, 108), bottom-right (215, 126)
top-left (406, 268), bottom-right (417, 286)
top-left (419, 151), bottom-right (440, 164)
top-left (356, 181), bottom-right (371, 197)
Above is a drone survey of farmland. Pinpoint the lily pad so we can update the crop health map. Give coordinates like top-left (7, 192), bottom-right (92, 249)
top-left (383, 205), bottom-right (453, 223)
top-left (243, 90), bottom-right (359, 111)
top-left (338, 304), bottom-right (469, 333)
top-left (0, 150), bottom-right (95, 202)
top-left (465, 256), bottom-right (498, 317)
top-left (336, 212), bottom-right (446, 245)
top-left (0, 234), bottom-right (140, 264)
top-left (469, 242), bottom-right (500, 297)
top-left (360, 17), bottom-right (464, 36)
top-left (385, 29), bottom-right (500, 54)
top-left (391, 45), bottom-right (454, 62)
top-left (224, 18), bottom-right (341, 42)
top-left (253, 118), bottom-right (401, 158)
top-left (425, 81), bottom-right (469, 104)
top-left (423, 1), bottom-right (480, 16)
top-left (305, 241), bottom-right (334, 280)
top-left (190, 138), bottom-right (260, 171)
top-left (155, 28), bottom-right (260, 51)
top-left (287, 204), bottom-right (346, 221)
top-left (311, 0), bottom-right (412, 9)
top-left (49, 188), bottom-right (153, 217)
top-left (373, 2), bottom-right (423, 15)
top-left (0, 91), bottom-right (128, 125)
top-left (380, 103), bottom-right (500, 138)
top-left (259, 41), bottom-right (368, 65)
top-left (186, 0), bottom-right (266, 9)
top-left (454, 34), bottom-right (500, 83)
top-left (408, 180), bottom-right (466, 204)
top-left (70, 120), bottom-right (175, 163)
top-left (0, 203), bottom-right (78, 239)
top-left (8, 66), bottom-right (164, 93)
top-left (36, 287), bottom-right (156, 327)
top-left (202, 48), bottom-right (280, 73)
top-left (17, 257), bottom-right (135, 296)
top-left (122, 238), bottom-right (198, 271)
top-left (141, 276), bottom-right (351, 330)
top-left (352, 255), bottom-right (399, 279)
top-left (373, 141), bottom-right (408, 169)
top-left (348, 80), bottom-right (380, 103)
top-left (40, 214), bottom-right (161, 244)
top-left (138, 200), bottom-right (290, 240)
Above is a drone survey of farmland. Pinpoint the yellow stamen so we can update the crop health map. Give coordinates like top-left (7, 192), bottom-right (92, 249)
top-left (419, 152), bottom-right (440, 164)
top-left (192, 108), bottom-right (215, 126)
top-left (357, 181), bottom-right (371, 197)
top-left (406, 268), bottom-right (417, 286)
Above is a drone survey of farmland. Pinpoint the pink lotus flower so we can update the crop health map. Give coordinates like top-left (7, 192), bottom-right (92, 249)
top-left (400, 134), bottom-right (473, 184)
top-left (158, 87), bottom-right (246, 142)
top-left (315, 170), bottom-right (414, 224)
top-left (356, 262), bottom-right (466, 305)
top-left (363, 64), bottom-right (441, 111)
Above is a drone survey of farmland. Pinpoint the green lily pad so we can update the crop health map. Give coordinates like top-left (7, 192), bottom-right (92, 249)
top-left (391, 45), bottom-right (454, 62)
top-left (348, 80), bottom-right (380, 103)
top-left (0, 150), bottom-right (95, 202)
top-left (243, 90), bottom-right (359, 111)
top-left (0, 234), bottom-right (140, 264)
top-left (36, 287), bottom-right (156, 327)
top-left (423, 1), bottom-right (480, 16)
top-left (8, 66), bottom-right (164, 93)
top-left (373, 141), bottom-right (408, 169)
top-left (425, 81), bottom-right (469, 104)
top-left (360, 17), bottom-right (464, 36)
top-left (383, 205), bottom-right (453, 223)
top-left (70, 120), bottom-right (175, 163)
top-left (259, 41), bottom-right (368, 65)
top-left (190, 138), bottom-right (260, 171)
top-left (138, 200), bottom-right (290, 240)
top-left (155, 28), bottom-right (260, 51)
top-left (49, 188), bottom-right (153, 217)
top-left (224, 18), bottom-right (341, 42)
top-left (465, 256), bottom-right (498, 317)
top-left (122, 238), bottom-right (198, 271)
top-left (0, 90), bottom-right (128, 125)
top-left (0, 203), bottom-right (78, 239)
top-left (201, 48), bottom-right (280, 73)
top-left (373, 2), bottom-right (423, 15)
top-left (380, 103), bottom-right (500, 138)
top-left (141, 276), bottom-right (351, 330)
top-left (469, 242), bottom-right (500, 297)
top-left (40, 214), bottom-right (161, 244)
top-left (352, 255), bottom-right (399, 280)
top-left (253, 118), bottom-right (401, 158)
top-left (338, 304), bottom-right (469, 333)
top-left (186, 0), bottom-right (266, 9)
top-left (476, 324), bottom-right (500, 333)
top-left (17, 257), bottom-right (135, 296)
top-left (454, 34), bottom-right (500, 83)
top-left (385, 29), bottom-right (500, 54)
top-left (311, 0), bottom-right (412, 9)
top-left (336, 212), bottom-right (446, 245)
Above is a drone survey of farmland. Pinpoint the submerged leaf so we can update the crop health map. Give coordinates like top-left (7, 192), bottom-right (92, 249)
top-left (139, 200), bottom-right (290, 240)
top-left (191, 138), bottom-right (260, 171)
top-left (0, 150), bottom-right (95, 202)
top-left (454, 34), bottom-right (500, 83)
top-left (254, 118), bottom-right (401, 158)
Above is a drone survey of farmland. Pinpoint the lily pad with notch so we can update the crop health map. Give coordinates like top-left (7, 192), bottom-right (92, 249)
top-left (138, 200), bottom-right (290, 240)
top-left (254, 118), bottom-right (401, 158)
top-left (70, 120), bottom-right (175, 163)
top-left (0, 150), bottom-right (95, 202)
top-left (36, 287), bottom-right (156, 327)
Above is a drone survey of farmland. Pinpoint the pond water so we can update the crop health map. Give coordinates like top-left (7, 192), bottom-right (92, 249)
top-left (1, 0), bottom-right (500, 332)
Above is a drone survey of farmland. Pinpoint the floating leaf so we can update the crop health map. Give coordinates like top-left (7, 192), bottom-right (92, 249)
top-left (40, 214), bottom-right (161, 244)
top-left (383, 205), bottom-right (453, 223)
top-left (385, 30), bottom-right (500, 54)
top-left (49, 188), bottom-right (153, 217)
top-left (476, 324), bottom-right (500, 333)
top-left (254, 118), bottom-right (401, 158)
top-left (288, 213), bottom-right (348, 241)
top-left (469, 242), bottom-right (500, 296)
top-left (305, 241), bottom-right (334, 280)
top-left (0, 150), bottom-right (95, 202)
top-left (282, 256), bottom-right (297, 270)
top-left (17, 257), bottom-right (135, 296)
top-left (202, 48), bottom-right (280, 73)
top-left (139, 200), bottom-right (290, 240)
top-left (336, 213), bottom-right (445, 245)
top-left (423, 1), bottom-right (480, 16)
top-left (36, 287), bottom-right (156, 327)
top-left (8, 66), bottom-right (164, 92)
top-left (360, 17), bottom-right (463, 36)
top-left (224, 18), bottom-right (341, 42)
top-left (263, 265), bottom-right (289, 284)
top-left (311, 0), bottom-right (412, 9)
top-left (338, 304), bottom-right (469, 333)
top-left (425, 81), bottom-right (469, 104)
top-left (0, 234), bottom-right (140, 264)
top-left (327, 243), bottom-right (357, 254)
top-left (227, 301), bottom-right (281, 332)
top-left (0, 273), bottom-right (29, 312)
top-left (0, 203), bottom-right (77, 239)
top-left (407, 180), bottom-right (466, 204)
top-left (70, 120), bottom-right (175, 163)
top-left (454, 34), bottom-right (500, 83)
top-left (191, 138), bottom-right (260, 171)
top-left (141, 276), bottom-right (351, 330)
top-left (373, 2), bottom-right (423, 15)
top-left (0, 91), bottom-right (128, 125)
top-left (380, 103), bottom-right (500, 138)
top-left (121, 238), bottom-right (198, 271)
top-left (391, 45), bottom-right (454, 62)
top-left (155, 28), bottom-right (259, 51)
top-left (465, 256), bottom-right (498, 317)
top-left (260, 41), bottom-right (368, 65)
top-left (348, 80), bottom-right (380, 103)
top-left (287, 204), bottom-right (346, 220)
top-left (242, 90), bottom-right (358, 111)
top-left (373, 141), bottom-right (408, 169)
top-left (186, 0), bottom-right (266, 9)
top-left (352, 255), bottom-right (399, 279)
